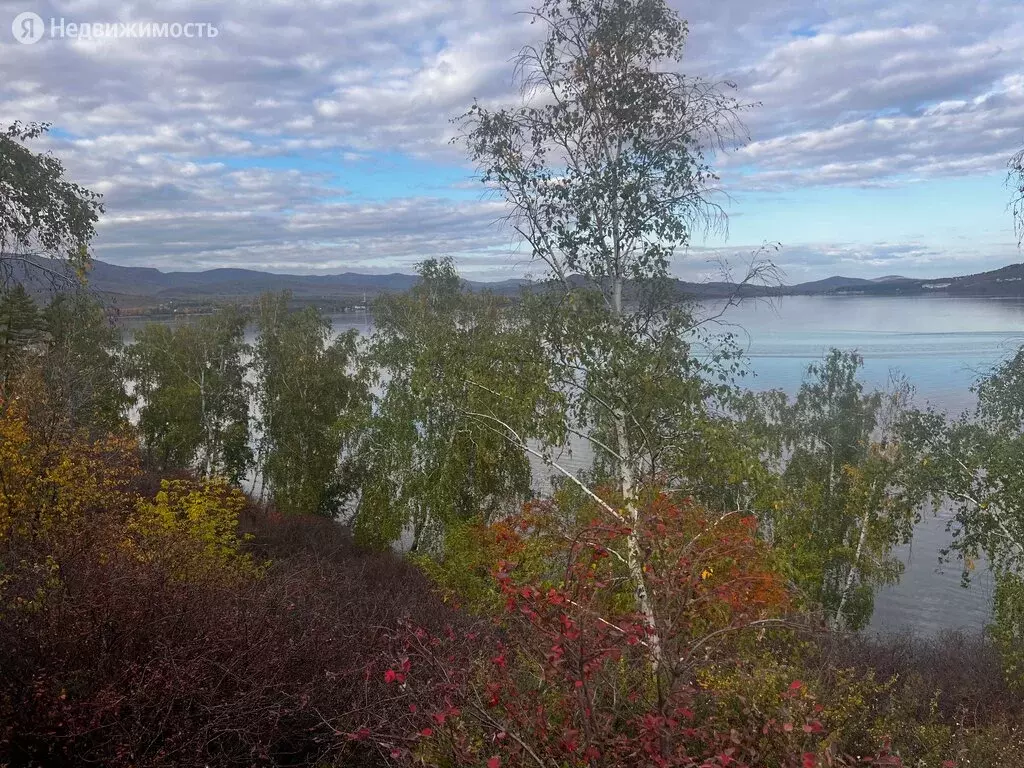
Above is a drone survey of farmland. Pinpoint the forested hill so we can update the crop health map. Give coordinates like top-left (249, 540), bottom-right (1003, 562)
top-left (10, 255), bottom-right (1024, 311)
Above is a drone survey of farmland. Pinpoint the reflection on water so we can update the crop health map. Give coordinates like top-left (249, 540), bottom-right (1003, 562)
top-left (121, 295), bottom-right (1024, 634)
top-left (711, 295), bottom-right (1023, 635)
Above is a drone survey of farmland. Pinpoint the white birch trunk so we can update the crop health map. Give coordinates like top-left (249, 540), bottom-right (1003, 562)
top-left (833, 507), bottom-right (870, 630)
top-left (611, 273), bottom-right (663, 672)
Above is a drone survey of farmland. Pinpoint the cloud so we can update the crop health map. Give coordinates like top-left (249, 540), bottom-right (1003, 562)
top-left (0, 0), bottom-right (1021, 278)
top-left (720, 11), bottom-right (1024, 189)
top-left (95, 194), bottom-right (517, 276)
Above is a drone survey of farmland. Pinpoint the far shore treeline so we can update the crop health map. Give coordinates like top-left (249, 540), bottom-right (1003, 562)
top-left (9, 253), bottom-right (1024, 322)
top-left (3, 1), bottom-right (1024, 766)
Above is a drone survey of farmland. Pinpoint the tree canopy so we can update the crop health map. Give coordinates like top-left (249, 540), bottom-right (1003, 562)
top-left (253, 292), bottom-right (370, 517)
top-left (0, 122), bottom-right (103, 286)
top-left (129, 309), bottom-right (252, 484)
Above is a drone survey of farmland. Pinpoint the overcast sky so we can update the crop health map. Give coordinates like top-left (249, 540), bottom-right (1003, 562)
top-left (2, 0), bottom-right (1023, 282)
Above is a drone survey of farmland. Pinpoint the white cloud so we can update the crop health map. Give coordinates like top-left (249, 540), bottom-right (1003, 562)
top-left (1, 0), bottom-right (1022, 278)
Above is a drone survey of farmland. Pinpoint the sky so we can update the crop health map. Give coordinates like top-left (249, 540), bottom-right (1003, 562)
top-left (2, 0), bottom-right (1023, 283)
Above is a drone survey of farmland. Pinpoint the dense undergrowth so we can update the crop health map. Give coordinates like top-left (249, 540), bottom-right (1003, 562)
top-left (0, 403), bottom-right (464, 767)
top-left (0, 403), bottom-right (1021, 768)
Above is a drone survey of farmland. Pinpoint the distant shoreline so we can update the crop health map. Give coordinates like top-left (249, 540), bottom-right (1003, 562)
top-left (10, 255), bottom-right (1024, 311)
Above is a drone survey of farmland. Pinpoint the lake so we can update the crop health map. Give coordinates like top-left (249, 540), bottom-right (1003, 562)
top-left (127, 294), bottom-right (1024, 634)
top-left (707, 295), bottom-right (1024, 635)
top-left (511, 295), bottom-right (1021, 634)
top-left (321, 295), bottom-right (1024, 634)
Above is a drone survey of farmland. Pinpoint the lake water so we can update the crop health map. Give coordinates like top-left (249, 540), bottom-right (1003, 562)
top-left (706, 295), bottom-right (1024, 635)
top-left (126, 295), bottom-right (1024, 634)
top-left (517, 295), bottom-right (1022, 634)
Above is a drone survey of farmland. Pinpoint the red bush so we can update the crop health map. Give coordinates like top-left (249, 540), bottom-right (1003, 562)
top-left (371, 494), bottom-right (907, 768)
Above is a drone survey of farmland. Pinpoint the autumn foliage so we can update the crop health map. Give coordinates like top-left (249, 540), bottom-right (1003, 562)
top-left (0, 404), bottom-right (464, 767)
top-left (373, 493), bottom-right (905, 768)
top-left (0, 403), bottom-right (985, 767)
top-left (0, 396), bottom-right (138, 541)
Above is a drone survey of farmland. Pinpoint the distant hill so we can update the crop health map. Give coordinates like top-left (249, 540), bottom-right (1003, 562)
top-left (6, 255), bottom-right (1024, 312)
top-left (784, 276), bottom-right (878, 293)
top-left (81, 260), bottom-right (429, 301)
top-left (4, 256), bottom-right (514, 313)
top-left (828, 263), bottom-right (1024, 298)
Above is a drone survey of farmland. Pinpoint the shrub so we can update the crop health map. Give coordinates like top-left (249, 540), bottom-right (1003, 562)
top-left (380, 493), bottom-right (904, 767)
top-left (1, 508), bottom-right (465, 767)
top-left (0, 397), bottom-right (138, 540)
top-left (704, 630), bottom-right (1024, 768)
top-left (0, 404), bottom-right (465, 767)
top-left (129, 478), bottom-right (258, 580)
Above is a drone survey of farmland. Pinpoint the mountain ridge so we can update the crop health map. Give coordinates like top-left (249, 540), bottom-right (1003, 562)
top-left (9, 256), bottom-right (1024, 311)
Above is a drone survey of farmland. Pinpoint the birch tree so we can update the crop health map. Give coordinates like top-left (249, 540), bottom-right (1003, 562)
top-left (773, 350), bottom-right (933, 629)
top-left (457, 0), bottom-right (754, 676)
top-left (38, 291), bottom-right (131, 437)
top-left (130, 308), bottom-right (251, 484)
top-left (356, 259), bottom-right (562, 551)
top-left (920, 348), bottom-right (1024, 679)
top-left (1010, 147), bottom-right (1024, 246)
top-left (0, 122), bottom-right (103, 286)
top-left (252, 292), bottom-right (369, 517)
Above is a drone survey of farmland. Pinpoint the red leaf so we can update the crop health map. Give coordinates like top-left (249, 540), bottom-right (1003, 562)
top-left (487, 758), bottom-right (501, 768)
